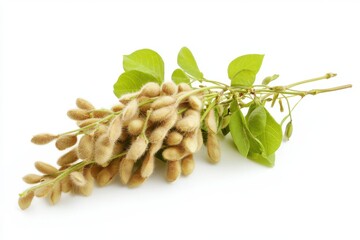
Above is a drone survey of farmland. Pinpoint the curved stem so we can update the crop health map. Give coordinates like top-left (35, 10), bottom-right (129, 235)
top-left (281, 97), bottom-right (304, 125)
top-left (281, 94), bottom-right (293, 124)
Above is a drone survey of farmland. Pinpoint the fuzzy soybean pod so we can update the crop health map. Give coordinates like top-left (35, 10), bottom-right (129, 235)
top-left (205, 108), bottom-right (220, 163)
top-left (70, 171), bottom-right (87, 187)
top-left (77, 134), bottom-right (94, 161)
top-left (35, 161), bottom-right (58, 175)
top-left (206, 132), bottom-right (220, 163)
top-left (96, 159), bottom-right (120, 186)
top-left (118, 92), bottom-right (139, 104)
top-left (31, 133), bottom-right (58, 145)
top-left (78, 168), bottom-right (94, 196)
top-left (55, 134), bottom-right (78, 150)
top-left (182, 132), bottom-right (198, 153)
top-left (162, 146), bottom-right (189, 161)
top-left (127, 118), bottom-right (145, 136)
top-left (18, 192), bottom-right (35, 210)
top-left (151, 96), bottom-right (176, 109)
top-left (181, 154), bottom-right (195, 176)
top-left (149, 113), bottom-right (178, 143)
top-left (94, 134), bottom-right (114, 166)
top-left (94, 125), bottom-right (108, 140)
top-left (96, 167), bottom-right (112, 187)
top-left (205, 109), bottom-right (217, 134)
top-left (196, 128), bottom-right (204, 151)
top-left (126, 136), bottom-right (148, 161)
top-left (111, 103), bottom-right (125, 112)
top-left (60, 176), bottom-right (73, 193)
top-left (77, 118), bottom-right (101, 128)
top-left (166, 160), bottom-right (181, 182)
top-left (122, 99), bottom-right (139, 123)
top-left (119, 158), bottom-right (135, 185)
top-left (49, 182), bottom-right (61, 205)
top-left (140, 82), bottom-right (161, 97)
top-left (178, 83), bottom-right (192, 92)
top-left (188, 96), bottom-right (202, 111)
top-left (128, 167), bottom-right (147, 188)
top-left (34, 183), bottom-right (53, 198)
top-left (76, 98), bottom-right (95, 111)
top-left (161, 82), bottom-right (178, 95)
top-left (112, 141), bottom-right (124, 156)
top-left (22, 174), bottom-right (42, 184)
top-left (149, 126), bottom-right (169, 143)
top-left (107, 115), bottom-right (123, 143)
top-left (175, 109), bottom-right (200, 133)
top-left (57, 148), bottom-right (79, 166)
top-left (140, 141), bottom-right (162, 178)
top-left (92, 109), bottom-right (112, 118)
top-left (149, 105), bottom-right (176, 122)
top-left (67, 109), bottom-right (90, 121)
top-left (166, 131), bottom-right (183, 146)
top-left (140, 152), bottom-right (155, 178)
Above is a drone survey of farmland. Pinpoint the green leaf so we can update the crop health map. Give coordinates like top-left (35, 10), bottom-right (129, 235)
top-left (243, 104), bottom-right (281, 167)
top-left (248, 134), bottom-right (266, 155)
top-left (228, 54), bottom-right (264, 86)
top-left (229, 100), bottom-right (250, 157)
top-left (262, 74), bottom-right (279, 85)
top-left (177, 47), bottom-right (203, 80)
top-left (171, 69), bottom-right (190, 84)
top-left (228, 100), bottom-right (279, 167)
top-left (247, 105), bottom-right (266, 137)
top-left (230, 70), bottom-right (257, 87)
top-left (256, 109), bottom-right (283, 155)
top-left (247, 152), bottom-right (275, 167)
top-left (113, 70), bottom-right (157, 98)
top-left (123, 49), bottom-right (164, 82)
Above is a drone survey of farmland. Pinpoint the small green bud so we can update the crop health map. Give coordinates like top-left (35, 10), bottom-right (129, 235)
top-left (279, 99), bottom-right (284, 112)
top-left (325, 73), bottom-right (337, 79)
top-left (285, 121), bottom-right (293, 140)
top-left (271, 93), bottom-right (279, 107)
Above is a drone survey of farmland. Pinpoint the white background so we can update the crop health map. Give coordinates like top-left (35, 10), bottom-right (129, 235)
top-left (1, 0), bottom-right (359, 239)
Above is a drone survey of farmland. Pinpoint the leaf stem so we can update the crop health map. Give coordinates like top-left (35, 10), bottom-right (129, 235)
top-left (280, 97), bottom-right (304, 125)
top-left (281, 94), bottom-right (293, 123)
top-left (202, 78), bottom-right (229, 87)
top-left (285, 73), bottom-right (337, 88)
top-left (304, 84), bottom-right (352, 95)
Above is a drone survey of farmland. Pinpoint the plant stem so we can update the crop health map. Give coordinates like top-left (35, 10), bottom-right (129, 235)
top-left (285, 73), bottom-right (337, 88)
top-left (142, 109), bottom-right (153, 137)
top-left (19, 161), bottom-right (91, 197)
top-left (59, 112), bottom-right (117, 136)
top-left (201, 100), bottom-right (216, 122)
top-left (280, 97), bottom-right (304, 125)
top-left (202, 78), bottom-right (229, 87)
top-left (20, 151), bottom-right (128, 197)
top-left (176, 85), bottom-right (226, 103)
top-left (305, 84), bottom-right (352, 95)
